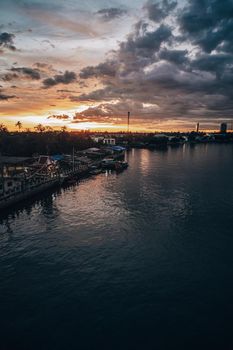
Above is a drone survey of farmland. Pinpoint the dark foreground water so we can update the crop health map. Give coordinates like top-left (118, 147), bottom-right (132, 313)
top-left (1, 145), bottom-right (233, 350)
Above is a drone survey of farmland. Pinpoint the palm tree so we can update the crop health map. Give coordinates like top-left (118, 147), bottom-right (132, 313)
top-left (34, 124), bottom-right (45, 133)
top-left (45, 126), bottom-right (53, 132)
top-left (0, 124), bottom-right (8, 133)
top-left (15, 121), bottom-right (22, 132)
top-left (61, 125), bottom-right (67, 133)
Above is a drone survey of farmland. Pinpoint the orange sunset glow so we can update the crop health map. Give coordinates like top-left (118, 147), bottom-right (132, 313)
top-left (1, 0), bottom-right (233, 132)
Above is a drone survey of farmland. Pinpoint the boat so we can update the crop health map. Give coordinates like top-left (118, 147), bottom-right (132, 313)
top-left (101, 158), bottom-right (116, 170)
top-left (102, 158), bottom-right (128, 171)
top-left (90, 168), bottom-right (102, 175)
top-left (115, 161), bottom-right (128, 171)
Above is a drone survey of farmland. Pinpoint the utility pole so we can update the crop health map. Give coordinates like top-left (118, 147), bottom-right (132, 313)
top-left (127, 111), bottom-right (130, 133)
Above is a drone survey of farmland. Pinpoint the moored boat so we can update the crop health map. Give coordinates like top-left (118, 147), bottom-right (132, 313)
top-left (102, 158), bottom-right (128, 171)
top-left (115, 161), bottom-right (128, 171)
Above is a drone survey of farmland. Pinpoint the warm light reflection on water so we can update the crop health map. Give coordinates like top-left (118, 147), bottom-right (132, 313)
top-left (1, 144), bottom-right (233, 349)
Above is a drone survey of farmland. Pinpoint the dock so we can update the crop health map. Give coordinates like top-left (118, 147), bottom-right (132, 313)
top-left (0, 147), bottom-right (127, 210)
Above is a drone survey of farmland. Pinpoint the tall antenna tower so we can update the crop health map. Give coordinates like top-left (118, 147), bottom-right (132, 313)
top-left (127, 111), bottom-right (130, 133)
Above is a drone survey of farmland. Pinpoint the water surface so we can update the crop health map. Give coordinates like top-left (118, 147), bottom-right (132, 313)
top-left (1, 145), bottom-right (233, 349)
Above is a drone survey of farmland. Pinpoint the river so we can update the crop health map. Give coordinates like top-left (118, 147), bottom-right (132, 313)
top-left (1, 144), bottom-right (233, 349)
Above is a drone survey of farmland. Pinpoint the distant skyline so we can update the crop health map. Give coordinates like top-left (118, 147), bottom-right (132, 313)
top-left (1, 0), bottom-right (233, 131)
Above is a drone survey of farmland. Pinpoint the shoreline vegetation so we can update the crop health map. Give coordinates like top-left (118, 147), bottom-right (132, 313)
top-left (0, 124), bottom-right (233, 157)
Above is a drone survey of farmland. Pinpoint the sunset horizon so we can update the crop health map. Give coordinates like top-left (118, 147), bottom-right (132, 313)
top-left (1, 0), bottom-right (233, 132)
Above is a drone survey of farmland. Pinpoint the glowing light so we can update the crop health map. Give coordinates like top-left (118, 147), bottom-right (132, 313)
top-left (69, 122), bottom-right (122, 130)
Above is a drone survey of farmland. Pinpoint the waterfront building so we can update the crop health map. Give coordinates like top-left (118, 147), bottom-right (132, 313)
top-left (0, 156), bottom-right (32, 177)
top-left (91, 136), bottom-right (104, 143)
top-left (103, 138), bottom-right (116, 145)
top-left (220, 123), bottom-right (227, 133)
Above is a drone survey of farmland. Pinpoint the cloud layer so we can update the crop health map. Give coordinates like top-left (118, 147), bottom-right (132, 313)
top-left (76, 0), bottom-right (233, 128)
top-left (96, 8), bottom-right (127, 21)
top-left (1, 0), bottom-right (233, 130)
top-left (0, 32), bottom-right (16, 51)
top-left (43, 71), bottom-right (77, 88)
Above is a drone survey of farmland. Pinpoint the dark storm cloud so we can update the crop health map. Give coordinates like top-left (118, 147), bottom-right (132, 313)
top-left (2, 0), bottom-right (232, 127)
top-left (143, 0), bottom-right (177, 22)
top-left (80, 61), bottom-right (117, 79)
top-left (179, 0), bottom-right (233, 53)
top-left (11, 67), bottom-right (41, 80)
top-left (0, 32), bottom-right (16, 51)
top-left (43, 71), bottom-right (76, 88)
top-left (197, 20), bottom-right (233, 54)
top-left (70, 87), bottom-right (120, 102)
top-left (47, 114), bottom-right (70, 120)
top-left (79, 22), bottom-right (173, 84)
top-left (219, 41), bottom-right (233, 54)
top-left (121, 23), bottom-right (172, 53)
top-left (143, 62), bottom-right (217, 93)
top-left (0, 92), bottom-right (16, 100)
top-left (33, 62), bottom-right (57, 74)
top-left (79, 63), bottom-right (217, 102)
top-left (95, 8), bottom-right (127, 21)
top-left (191, 54), bottom-right (233, 75)
top-left (76, 0), bottom-right (233, 124)
top-left (158, 48), bottom-right (188, 65)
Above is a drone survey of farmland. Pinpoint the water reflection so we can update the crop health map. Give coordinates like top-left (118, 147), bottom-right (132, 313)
top-left (1, 144), bottom-right (233, 349)
top-left (0, 144), bottom-right (232, 232)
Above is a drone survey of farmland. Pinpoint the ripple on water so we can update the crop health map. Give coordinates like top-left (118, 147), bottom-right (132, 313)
top-left (1, 145), bottom-right (233, 349)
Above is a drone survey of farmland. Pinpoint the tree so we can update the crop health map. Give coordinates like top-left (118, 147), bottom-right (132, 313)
top-left (34, 124), bottom-right (45, 133)
top-left (15, 121), bottom-right (22, 132)
top-left (45, 126), bottom-right (53, 132)
top-left (61, 125), bottom-right (67, 133)
top-left (0, 124), bottom-right (8, 133)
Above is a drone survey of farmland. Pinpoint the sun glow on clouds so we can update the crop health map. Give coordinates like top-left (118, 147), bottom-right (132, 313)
top-left (5, 102), bottom-right (120, 130)
top-left (69, 121), bottom-right (121, 131)
top-left (11, 115), bottom-right (70, 126)
top-left (1, 0), bottom-right (233, 131)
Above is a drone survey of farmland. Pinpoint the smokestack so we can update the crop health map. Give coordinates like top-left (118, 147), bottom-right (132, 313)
top-left (128, 111), bottom-right (130, 133)
top-left (196, 122), bottom-right (200, 133)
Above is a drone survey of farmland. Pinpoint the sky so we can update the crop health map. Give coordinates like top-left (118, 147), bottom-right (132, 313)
top-left (0, 0), bottom-right (233, 132)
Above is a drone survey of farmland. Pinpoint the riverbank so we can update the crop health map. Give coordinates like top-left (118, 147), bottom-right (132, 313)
top-left (0, 148), bottom-right (127, 210)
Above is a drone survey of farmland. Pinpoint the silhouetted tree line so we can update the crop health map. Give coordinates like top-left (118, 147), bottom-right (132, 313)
top-left (0, 127), bottom-right (95, 156)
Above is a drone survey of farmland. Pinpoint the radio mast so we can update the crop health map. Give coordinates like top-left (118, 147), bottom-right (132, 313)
top-left (127, 111), bottom-right (130, 133)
